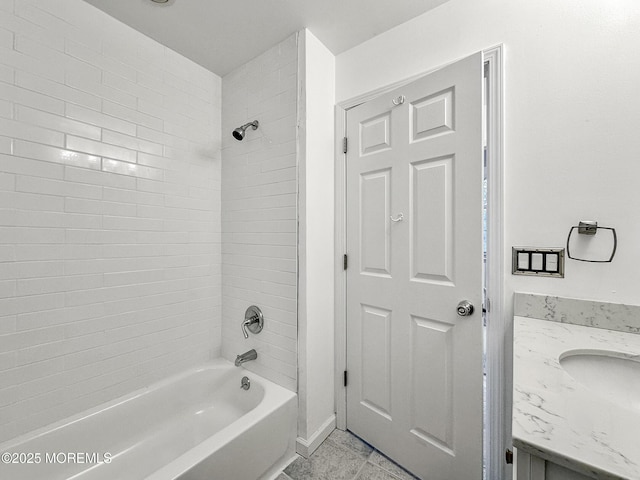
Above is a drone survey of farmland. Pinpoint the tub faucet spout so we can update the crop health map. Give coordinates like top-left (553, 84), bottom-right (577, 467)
top-left (235, 349), bottom-right (257, 367)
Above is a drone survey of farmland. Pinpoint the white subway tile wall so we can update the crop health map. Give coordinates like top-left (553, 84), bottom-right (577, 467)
top-left (0, 0), bottom-right (222, 442)
top-left (221, 34), bottom-right (298, 391)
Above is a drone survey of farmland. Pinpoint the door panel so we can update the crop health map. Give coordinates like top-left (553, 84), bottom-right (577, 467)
top-left (346, 52), bottom-right (483, 480)
top-left (360, 304), bottom-right (392, 420)
top-left (410, 315), bottom-right (454, 453)
top-left (410, 156), bottom-right (454, 284)
top-left (360, 111), bottom-right (392, 155)
top-left (411, 87), bottom-right (455, 141)
top-left (360, 168), bottom-right (391, 277)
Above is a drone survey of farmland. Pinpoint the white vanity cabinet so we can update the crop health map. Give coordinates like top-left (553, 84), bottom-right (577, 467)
top-left (515, 448), bottom-right (594, 480)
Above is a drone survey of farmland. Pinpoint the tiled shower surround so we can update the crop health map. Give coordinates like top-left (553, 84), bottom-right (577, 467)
top-left (220, 34), bottom-right (298, 391)
top-left (0, 0), bottom-right (222, 442)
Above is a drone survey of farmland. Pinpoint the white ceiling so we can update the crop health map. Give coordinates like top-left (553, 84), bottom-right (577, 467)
top-left (82, 0), bottom-right (448, 77)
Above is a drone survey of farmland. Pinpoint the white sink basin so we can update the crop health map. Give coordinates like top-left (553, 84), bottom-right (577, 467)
top-left (559, 350), bottom-right (640, 412)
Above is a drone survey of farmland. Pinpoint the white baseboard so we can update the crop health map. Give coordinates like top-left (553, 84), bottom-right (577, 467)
top-left (295, 414), bottom-right (336, 458)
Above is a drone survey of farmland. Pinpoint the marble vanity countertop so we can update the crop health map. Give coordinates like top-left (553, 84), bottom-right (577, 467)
top-left (513, 316), bottom-right (640, 480)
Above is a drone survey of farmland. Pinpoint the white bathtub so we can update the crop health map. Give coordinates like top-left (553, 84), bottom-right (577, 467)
top-left (0, 359), bottom-right (297, 480)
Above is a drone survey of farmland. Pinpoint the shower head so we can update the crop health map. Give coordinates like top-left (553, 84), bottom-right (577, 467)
top-left (233, 121), bottom-right (259, 141)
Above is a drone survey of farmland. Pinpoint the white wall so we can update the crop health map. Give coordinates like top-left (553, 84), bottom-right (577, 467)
top-left (336, 1), bottom-right (640, 477)
top-left (0, 0), bottom-right (221, 443)
top-left (221, 34), bottom-right (298, 391)
top-left (337, 0), bottom-right (640, 306)
top-left (297, 29), bottom-right (336, 444)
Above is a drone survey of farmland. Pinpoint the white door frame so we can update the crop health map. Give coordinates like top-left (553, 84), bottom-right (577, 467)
top-left (333, 45), bottom-right (505, 479)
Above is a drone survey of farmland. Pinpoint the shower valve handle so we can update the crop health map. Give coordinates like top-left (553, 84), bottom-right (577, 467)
top-left (242, 315), bottom-right (259, 338)
top-left (242, 306), bottom-right (264, 338)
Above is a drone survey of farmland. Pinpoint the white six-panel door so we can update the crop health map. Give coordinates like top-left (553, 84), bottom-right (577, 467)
top-left (345, 52), bottom-right (484, 480)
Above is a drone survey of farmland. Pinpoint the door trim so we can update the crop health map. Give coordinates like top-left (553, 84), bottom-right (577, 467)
top-left (333, 45), bottom-right (505, 479)
top-left (483, 45), bottom-right (507, 480)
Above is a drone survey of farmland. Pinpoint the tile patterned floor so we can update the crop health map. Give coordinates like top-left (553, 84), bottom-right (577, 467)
top-left (277, 430), bottom-right (418, 480)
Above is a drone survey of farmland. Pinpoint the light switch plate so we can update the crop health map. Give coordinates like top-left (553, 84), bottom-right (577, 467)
top-left (512, 247), bottom-right (565, 278)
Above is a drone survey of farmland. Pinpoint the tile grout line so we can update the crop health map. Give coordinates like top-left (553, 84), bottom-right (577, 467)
top-left (335, 436), bottom-right (408, 480)
top-left (369, 449), bottom-right (417, 480)
top-left (324, 436), bottom-right (372, 479)
top-left (376, 461), bottom-right (410, 480)
top-left (281, 430), bottom-right (417, 480)
top-left (351, 455), bottom-right (371, 480)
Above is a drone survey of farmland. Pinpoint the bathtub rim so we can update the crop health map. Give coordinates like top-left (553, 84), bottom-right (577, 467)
top-left (147, 373), bottom-right (297, 479)
top-left (0, 358), bottom-right (295, 455)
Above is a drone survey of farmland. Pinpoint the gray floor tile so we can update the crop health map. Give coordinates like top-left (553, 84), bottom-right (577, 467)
top-left (275, 474), bottom-right (293, 480)
top-left (327, 429), bottom-right (374, 457)
top-left (284, 439), bottom-right (368, 480)
top-left (355, 462), bottom-right (403, 480)
top-left (368, 450), bottom-right (419, 480)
